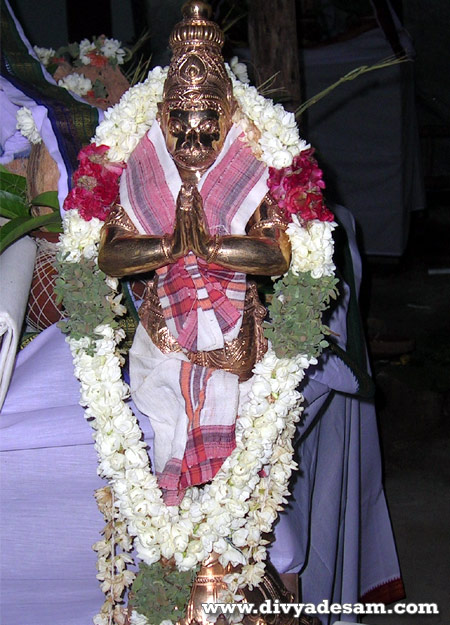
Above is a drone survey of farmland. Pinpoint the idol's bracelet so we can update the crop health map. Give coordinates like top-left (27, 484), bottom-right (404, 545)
top-left (161, 234), bottom-right (175, 263)
top-left (205, 234), bottom-right (222, 264)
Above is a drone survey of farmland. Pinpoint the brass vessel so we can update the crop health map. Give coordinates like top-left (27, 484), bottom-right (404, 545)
top-left (177, 554), bottom-right (296, 625)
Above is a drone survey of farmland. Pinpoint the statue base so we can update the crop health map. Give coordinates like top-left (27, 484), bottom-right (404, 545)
top-left (177, 554), bottom-right (295, 625)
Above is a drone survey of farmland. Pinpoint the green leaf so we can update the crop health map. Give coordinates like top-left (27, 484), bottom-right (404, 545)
top-left (92, 79), bottom-right (108, 99)
top-left (0, 190), bottom-right (29, 218)
top-left (0, 168), bottom-right (27, 196)
top-left (55, 45), bottom-right (68, 57)
top-left (46, 62), bottom-right (59, 76)
top-left (0, 212), bottom-right (61, 254)
top-left (67, 42), bottom-right (80, 59)
top-left (265, 270), bottom-right (340, 360)
top-left (31, 190), bottom-right (60, 211)
top-left (132, 574), bottom-right (143, 593)
top-left (42, 222), bottom-right (63, 233)
top-left (130, 561), bottom-right (198, 624)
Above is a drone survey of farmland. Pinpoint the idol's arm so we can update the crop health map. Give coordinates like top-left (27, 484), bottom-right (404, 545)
top-left (98, 188), bottom-right (291, 278)
top-left (98, 227), bottom-right (171, 277)
top-left (201, 228), bottom-right (290, 275)
top-left (98, 190), bottom-right (193, 276)
top-left (190, 191), bottom-right (291, 276)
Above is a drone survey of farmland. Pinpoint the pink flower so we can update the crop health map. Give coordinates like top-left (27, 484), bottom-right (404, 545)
top-left (63, 144), bottom-right (125, 221)
top-left (267, 148), bottom-right (333, 222)
top-left (78, 143), bottom-right (109, 163)
top-left (63, 186), bottom-right (110, 221)
top-left (285, 187), bottom-right (333, 222)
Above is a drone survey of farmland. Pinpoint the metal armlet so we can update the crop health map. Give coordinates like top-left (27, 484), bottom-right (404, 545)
top-left (161, 234), bottom-right (175, 263)
top-left (205, 234), bottom-right (222, 263)
top-left (247, 217), bottom-right (287, 236)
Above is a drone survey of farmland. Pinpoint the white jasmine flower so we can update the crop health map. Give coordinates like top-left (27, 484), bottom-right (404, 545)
top-left (58, 72), bottom-right (93, 96)
top-left (101, 38), bottom-right (126, 64)
top-left (33, 46), bottom-right (55, 66)
top-left (79, 38), bottom-right (97, 64)
top-left (287, 215), bottom-right (336, 278)
top-left (58, 210), bottom-right (103, 262)
top-left (129, 611), bottom-right (149, 625)
top-left (232, 527), bottom-right (249, 547)
top-left (229, 56), bottom-right (250, 84)
top-left (105, 275), bottom-right (119, 290)
top-left (250, 377), bottom-right (272, 399)
top-left (16, 107), bottom-right (42, 144)
top-left (106, 292), bottom-right (127, 316)
top-left (133, 541), bottom-right (160, 565)
top-left (253, 350), bottom-right (279, 376)
top-left (240, 561), bottom-right (266, 588)
top-left (216, 541), bottom-right (247, 567)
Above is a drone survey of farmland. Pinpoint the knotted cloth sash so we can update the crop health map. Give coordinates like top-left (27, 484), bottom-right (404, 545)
top-left (120, 121), bottom-right (269, 352)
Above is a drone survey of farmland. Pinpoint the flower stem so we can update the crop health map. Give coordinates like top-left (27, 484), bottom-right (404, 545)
top-left (295, 55), bottom-right (410, 119)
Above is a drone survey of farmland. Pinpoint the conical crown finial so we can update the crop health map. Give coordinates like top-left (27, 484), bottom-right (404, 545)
top-left (169, 0), bottom-right (224, 51)
top-left (182, 0), bottom-right (212, 20)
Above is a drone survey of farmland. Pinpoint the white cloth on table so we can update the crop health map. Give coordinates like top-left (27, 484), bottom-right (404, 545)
top-left (0, 234), bottom-right (36, 409)
top-left (0, 323), bottom-right (153, 625)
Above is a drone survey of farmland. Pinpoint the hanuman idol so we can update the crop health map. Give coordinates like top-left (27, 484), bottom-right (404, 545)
top-left (98, 2), bottom-right (299, 623)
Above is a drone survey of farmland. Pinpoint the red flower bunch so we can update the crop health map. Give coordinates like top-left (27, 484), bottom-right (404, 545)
top-left (267, 148), bottom-right (334, 222)
top-left (86, 51), bottom-right (109, 68)
top-left (63, 144), bottom-right (125, 221)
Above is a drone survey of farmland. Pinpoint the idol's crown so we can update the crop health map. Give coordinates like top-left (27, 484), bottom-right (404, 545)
top-left (169, 1), bottom-right (224, 52)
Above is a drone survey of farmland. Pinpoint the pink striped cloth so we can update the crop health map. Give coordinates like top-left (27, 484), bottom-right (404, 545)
top-left (157, 360), bottom-right (237, 505)
top-left (120, 121), bottom-right (268, 351)
top-left (129, 324), bottom-right (247, 505)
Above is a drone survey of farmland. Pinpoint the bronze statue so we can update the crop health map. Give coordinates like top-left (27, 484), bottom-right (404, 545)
top-left (98, 2), bottom-right (298, 621)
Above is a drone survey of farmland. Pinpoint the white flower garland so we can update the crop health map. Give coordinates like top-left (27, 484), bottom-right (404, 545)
top-left (287, 215), bottom-right (336, 279)
top-left (16, 106), bottom-right (42, 145)
top-left (229, 72), bottom-right (309, 169)
top-left (92, 64), bottom-right (309, 168)
top-left (93, 66), bottom-right (168, 162)
top-left (59, 66), bottom-right (336, 625)
top-left (229, 56), bottom-right (250, 85)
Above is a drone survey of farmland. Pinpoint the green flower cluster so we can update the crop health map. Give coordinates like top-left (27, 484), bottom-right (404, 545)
top-left (54, 256), bottom-right (119, 349)
top-left (264, 270), bottom-right (339, 359)
top-left (130, 561), bottom-right (199, 624)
